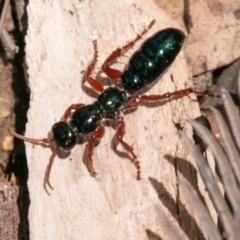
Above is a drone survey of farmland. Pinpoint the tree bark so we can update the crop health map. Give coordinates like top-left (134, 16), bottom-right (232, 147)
top-left (25, 0), bottom-right (202, 239)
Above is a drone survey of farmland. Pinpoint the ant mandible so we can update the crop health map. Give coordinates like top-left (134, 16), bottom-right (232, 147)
top-left (11, 20), bottom-right (219, 192)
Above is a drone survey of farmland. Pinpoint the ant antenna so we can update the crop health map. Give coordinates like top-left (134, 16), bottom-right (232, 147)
top-left (9, 127), bottom-right (52, 146)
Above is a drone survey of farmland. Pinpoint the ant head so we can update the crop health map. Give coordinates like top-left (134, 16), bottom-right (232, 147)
top-left (52, 121), bottom-right (76, 151)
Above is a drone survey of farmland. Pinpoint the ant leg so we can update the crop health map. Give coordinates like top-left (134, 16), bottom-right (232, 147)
top-left (85, 126), bottom-right (105, 177)
top-left (44, 147), bottom-right (59, 193)
top-left (102, 20), bottom-right (156, 79)
top-left (85, 40), bottom-right (104, 93)
top-left (115, 116), bottom-right (141, 180)
top-left (61, 103), bottom-right (85, 121)
top-left (126, 88), bottom-right (221, 108)
top-left (140, 88), bottom-right (222, 102)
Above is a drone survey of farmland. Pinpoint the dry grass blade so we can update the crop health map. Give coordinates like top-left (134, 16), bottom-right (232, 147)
top-left (189, 119), bottom-right (240, 224)
top-left (221, 89), bottom-right (240, 151)
top-left (155, 68), bottom-right (240, 239)
top-left (179, 176), bottom-right (222, 240)
top-left (155, 205), bottom-right (184, 240)
top-left (179, 130), bottom-right (237, 237)
top-left (210, 107), bottom-right (240, 185)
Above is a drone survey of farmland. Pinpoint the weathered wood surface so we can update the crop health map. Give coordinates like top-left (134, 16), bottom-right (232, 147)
top-left (25, 0), bottom-right (204, 239)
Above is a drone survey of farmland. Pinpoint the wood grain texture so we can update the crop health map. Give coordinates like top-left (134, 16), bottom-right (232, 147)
top-left (25, 0), bottom-right (203, 239)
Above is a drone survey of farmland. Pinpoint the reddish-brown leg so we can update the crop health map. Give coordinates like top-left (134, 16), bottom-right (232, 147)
top-left (10, 128), bottom-right (55, 193)
top-left (102, 20), bottom-right (156, 79)
top-left (126, 88), bottom-right (221, 108)
top-left (115, 116), bottom-right (141, 180)
top-left (85, 40), bottom-right (104, 93)
top-left (85, 126), bottom-right (105, 177)
top-left (44, 147), bottom-right (59, 193)
top-left (61, 103), bottom-right (85, 121)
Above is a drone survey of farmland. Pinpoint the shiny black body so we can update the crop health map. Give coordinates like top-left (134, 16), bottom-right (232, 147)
top-left (70, 88), bottom-right (125, 134)
top-left (52, 28), bottom-right (184, 150)
top-left (121, 28), bottom-right (184, 93)
top-left (52, 88), bottom-right (126, 150)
